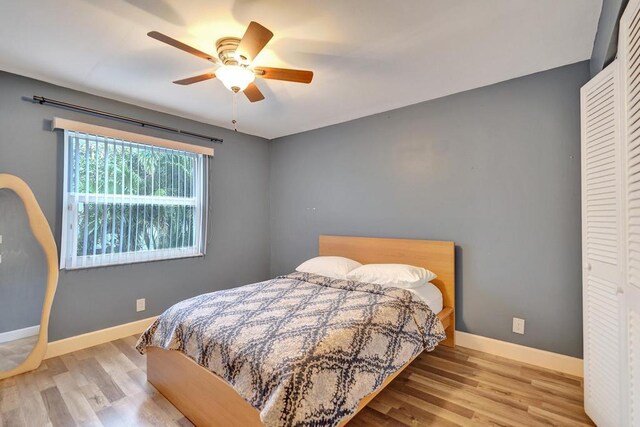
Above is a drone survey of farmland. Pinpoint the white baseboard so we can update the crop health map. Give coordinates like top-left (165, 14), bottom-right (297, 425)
top-left (45, 316), bottom-right (157, 359)
top-left (455, 330), bottom-right (584, 377)
top-left (0, 325), bottom-right (40, 344)
top-left (42, 319), bottom-right (582, 377)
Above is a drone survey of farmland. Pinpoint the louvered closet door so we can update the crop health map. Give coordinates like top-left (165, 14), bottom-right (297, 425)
top-left (621, 0), bottom-right (640, 423)
top-left (581, 60), bottom-right (625, 427)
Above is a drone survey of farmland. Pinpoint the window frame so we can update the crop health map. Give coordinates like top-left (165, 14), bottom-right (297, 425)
top-left (59, 128), bottom-right (209, 270)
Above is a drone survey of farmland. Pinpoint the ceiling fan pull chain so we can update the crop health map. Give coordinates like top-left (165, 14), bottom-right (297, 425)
top-left (232, 92), bottom-right (238, 132)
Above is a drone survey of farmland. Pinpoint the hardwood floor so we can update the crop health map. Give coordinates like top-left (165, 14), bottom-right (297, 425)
top-left (0, 337), bottom-right (593, 426)
top-left (0, 335), bottom-right (38, 372)
top-left (349, 346), bottom-right (593, 427)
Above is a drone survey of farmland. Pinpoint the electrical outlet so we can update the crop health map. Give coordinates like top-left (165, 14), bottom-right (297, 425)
top-left (512, 317), bottom-right (525, 334)
top-left (136, 298), bottom-right (146, 312)
top-left (0, 235), bottom-right (3, 244)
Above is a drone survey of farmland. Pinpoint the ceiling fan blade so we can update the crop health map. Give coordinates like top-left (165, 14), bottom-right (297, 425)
top-left (148, 31), bottom-right (219, 64)
top-left (244, 82), bottom-right (265, 102)
top-left (173, 73), bottom-right (216, 85)
top-left (254, 67), bottom-right (313, 84)
top-left (235, 22), bottom-right (274, 64)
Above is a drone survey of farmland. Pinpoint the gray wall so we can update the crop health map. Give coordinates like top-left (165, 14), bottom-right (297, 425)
top-left (0, 71), bottom-right (271, 341)
top-left (0, 60), bottom-right (590, 356)
top-left (590, 0), bottom-right (629, 76)
top-left (270, 61), bottom-right (590, 358)
top-left (0, 190), bottom-right (46, 333)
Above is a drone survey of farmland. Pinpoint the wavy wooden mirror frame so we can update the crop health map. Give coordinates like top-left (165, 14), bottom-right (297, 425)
top-left (0, 174), bottom-right (58, 380)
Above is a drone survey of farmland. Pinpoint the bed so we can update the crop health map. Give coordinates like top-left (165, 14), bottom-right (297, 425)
top-left (138, 235), bottom-right (455, 426)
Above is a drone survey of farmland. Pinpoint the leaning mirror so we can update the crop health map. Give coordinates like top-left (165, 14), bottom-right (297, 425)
top-left (0, 174), bottom-right (58, 380)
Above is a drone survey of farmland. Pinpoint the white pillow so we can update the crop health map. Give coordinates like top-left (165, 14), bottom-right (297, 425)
top-left (295, 256), bottom-right (362, 279)
top-left (346, 263), bottom-right (437, 289)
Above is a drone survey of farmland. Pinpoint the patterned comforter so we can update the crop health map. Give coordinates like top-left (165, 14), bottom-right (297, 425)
top-left (136, 271), bottom-right (446, 427)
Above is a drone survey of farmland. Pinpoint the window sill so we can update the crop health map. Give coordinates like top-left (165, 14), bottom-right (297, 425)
top-left (61, 250), bottom-right (205, 271)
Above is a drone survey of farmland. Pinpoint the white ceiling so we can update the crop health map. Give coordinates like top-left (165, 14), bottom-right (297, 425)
top-left (0, 0), bottom-right (602, 139)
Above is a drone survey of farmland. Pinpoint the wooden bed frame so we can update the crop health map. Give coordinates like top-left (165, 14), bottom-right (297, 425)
top-left (147, 235), bottom-right (456, 426)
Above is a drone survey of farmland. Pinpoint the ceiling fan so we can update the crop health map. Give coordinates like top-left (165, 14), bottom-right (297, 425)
top-left (148, 21), bottom-right (313, 103)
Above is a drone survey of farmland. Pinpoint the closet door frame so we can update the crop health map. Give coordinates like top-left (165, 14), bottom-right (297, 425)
top-left (620, 0), bottom-right (640, 423)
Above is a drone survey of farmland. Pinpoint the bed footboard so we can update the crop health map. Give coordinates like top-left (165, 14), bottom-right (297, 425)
top-left (147, 347), bottom-right (263, 427)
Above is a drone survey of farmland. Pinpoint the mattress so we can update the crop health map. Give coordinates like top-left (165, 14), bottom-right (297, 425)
top-left (137, 272), bottom-right (446, 427)
top-left (407, 282), bottom-right (443, 314)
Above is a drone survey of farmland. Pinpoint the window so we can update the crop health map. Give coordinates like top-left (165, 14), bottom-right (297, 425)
top-left (60, 129), bottom-right (208, 269)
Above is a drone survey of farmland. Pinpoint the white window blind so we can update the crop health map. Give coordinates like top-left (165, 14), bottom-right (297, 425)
top-left (60, 130), bottom-right (208, 269)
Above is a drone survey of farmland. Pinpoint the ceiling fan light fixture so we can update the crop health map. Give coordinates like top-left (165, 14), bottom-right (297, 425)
top-left (149, 21), bottom-right (313, 104)
top-left (216, 65), bottom-right (255, 93)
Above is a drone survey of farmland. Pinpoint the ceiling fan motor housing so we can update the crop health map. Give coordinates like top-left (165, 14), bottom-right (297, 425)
top-left (216, 37), bottom-right (242, 65)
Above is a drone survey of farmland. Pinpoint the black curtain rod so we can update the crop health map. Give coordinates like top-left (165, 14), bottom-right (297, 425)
top-left (31, 96), bottom-right (223, 144)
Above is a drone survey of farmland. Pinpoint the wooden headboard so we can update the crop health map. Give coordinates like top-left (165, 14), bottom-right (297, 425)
top-left (319, 235), bottom-right (456, 346)
top-left (319, 235), bottom-right (455, 308)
